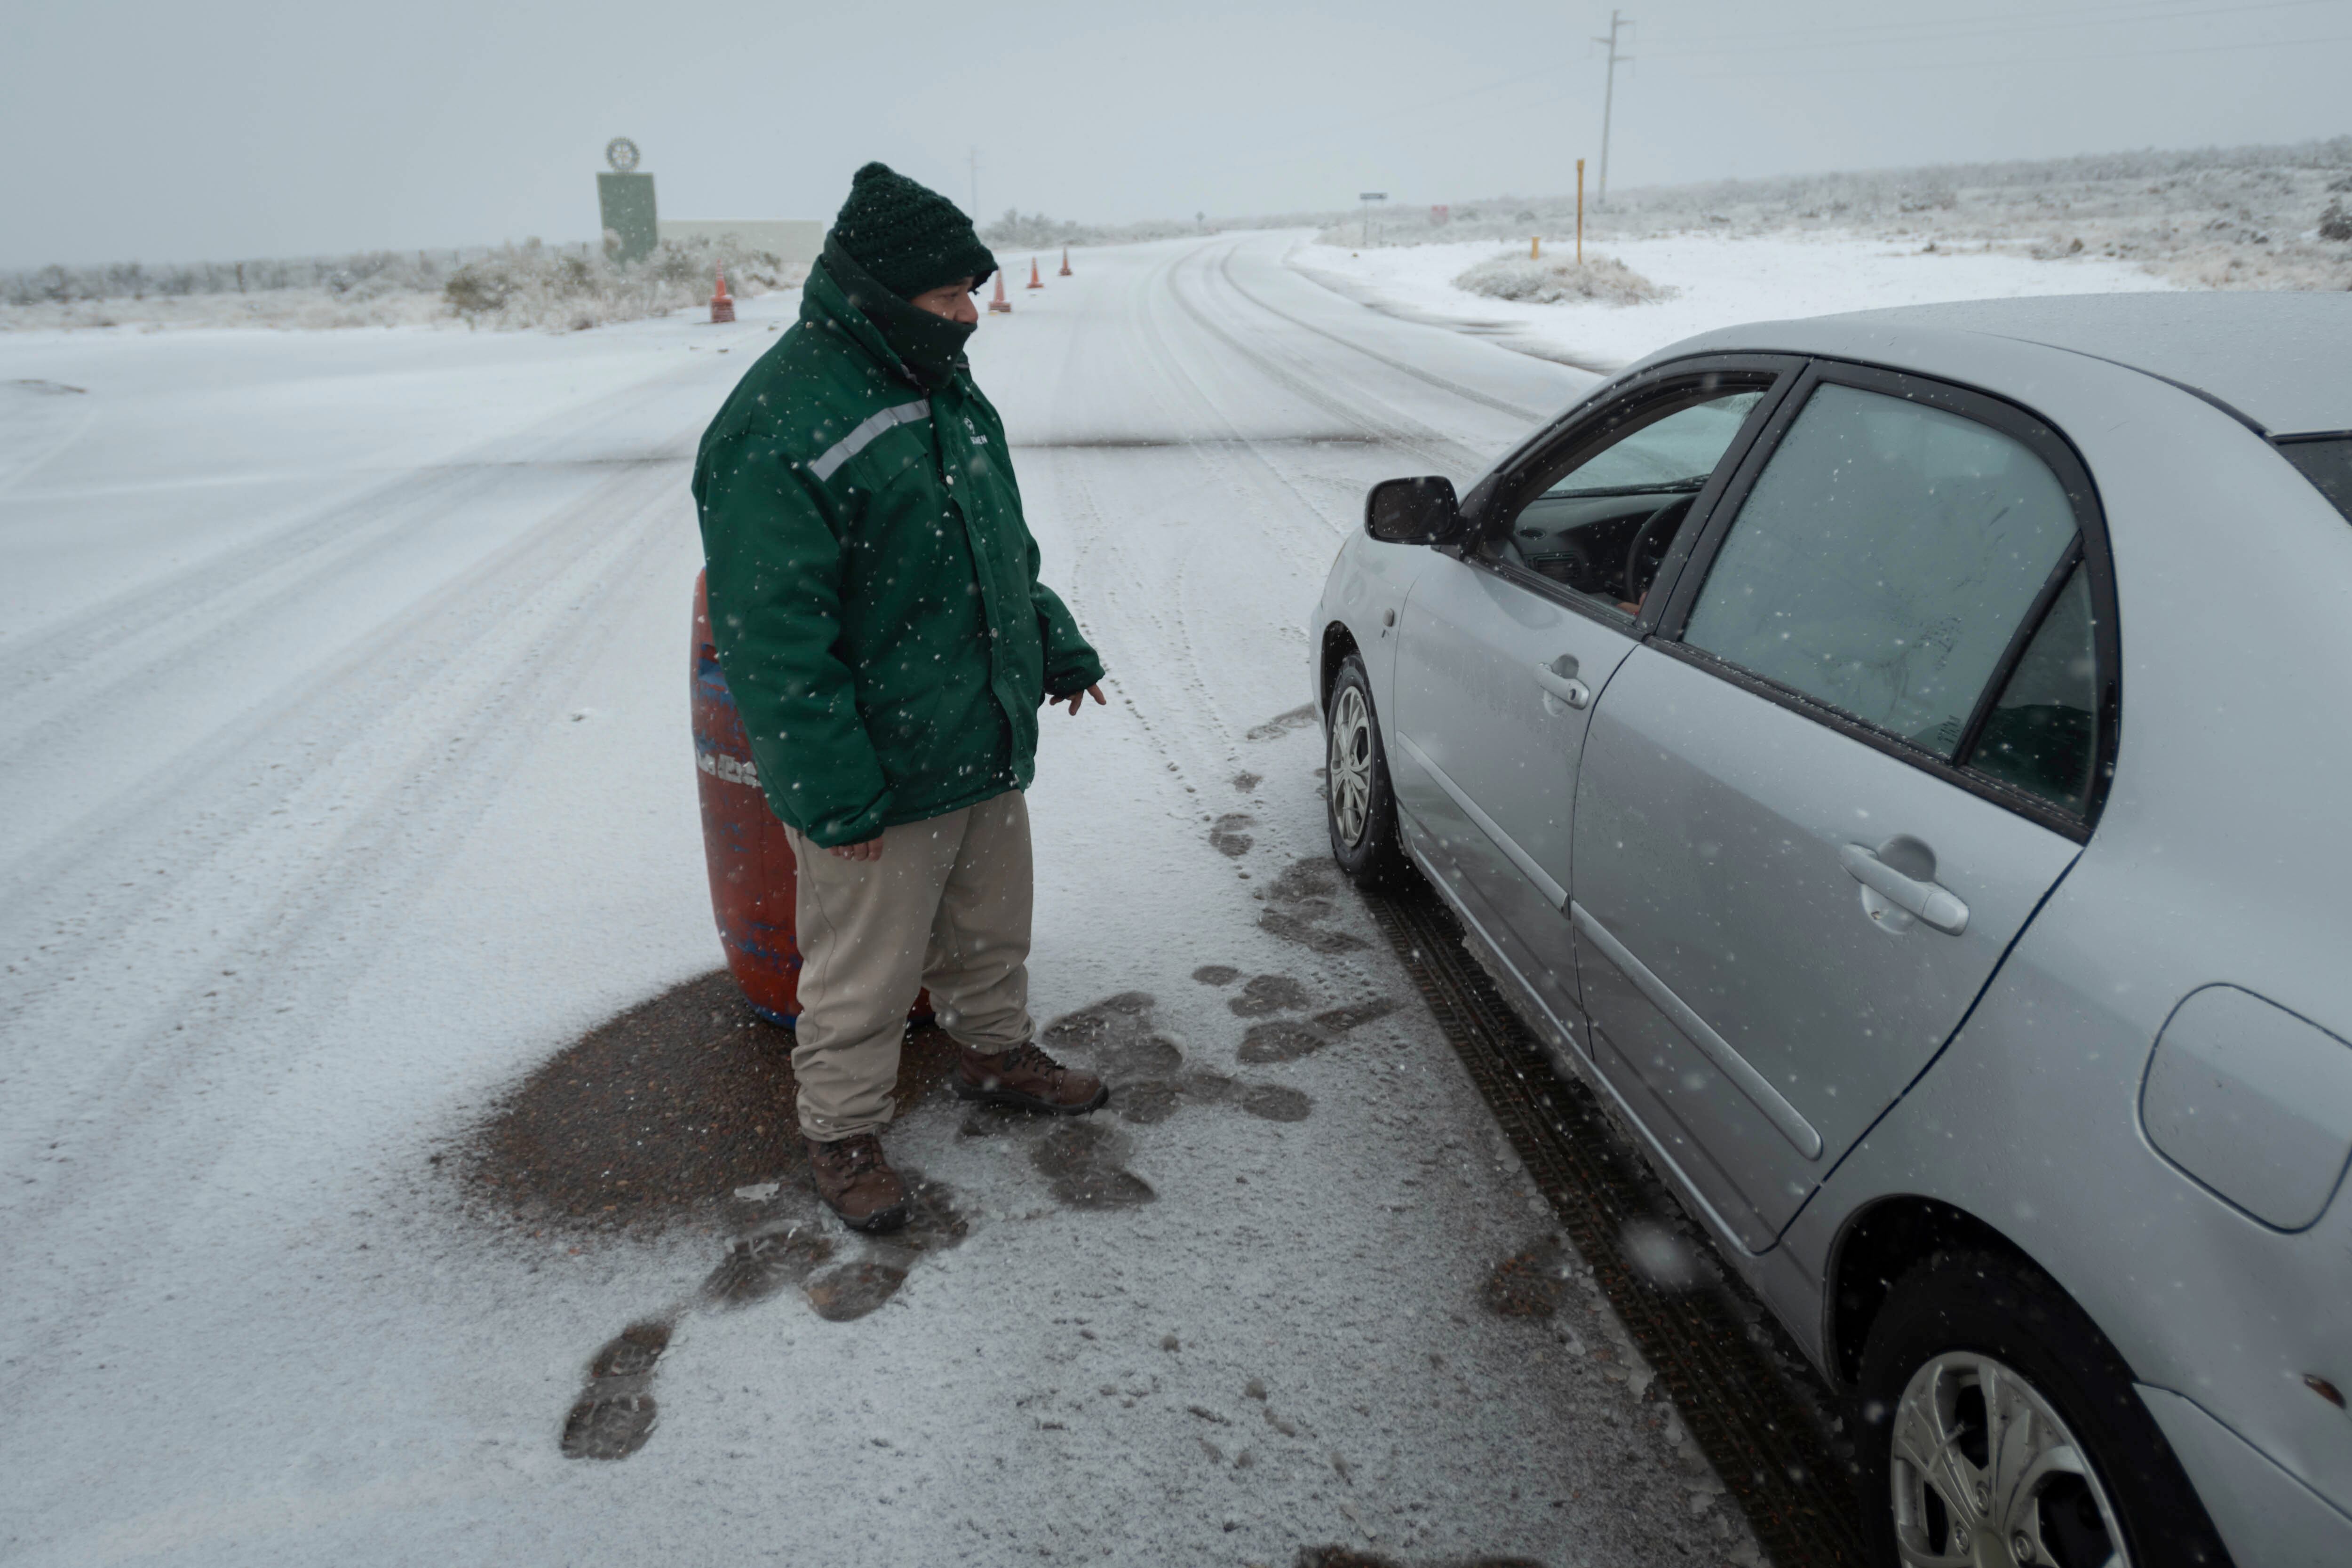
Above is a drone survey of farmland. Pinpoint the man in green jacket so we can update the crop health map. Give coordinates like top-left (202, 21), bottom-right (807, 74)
top-left (693, 163), bottom-right (1111, 1234)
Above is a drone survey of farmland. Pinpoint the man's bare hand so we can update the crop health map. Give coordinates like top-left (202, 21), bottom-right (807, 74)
top-left (1061, 683), bottom-right (1106, 717)
top-left (826, 836), bottom-right (884, 862)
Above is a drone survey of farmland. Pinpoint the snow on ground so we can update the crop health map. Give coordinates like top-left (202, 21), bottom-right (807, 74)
top-left (1289, 231), bottom-right (2179, 372)
top-left (0, 236), bottom-right (1768, 1566)
top-left (1, 245), bottom-right (808, 333)
top-left (1304, 138), bottom-right (2352, 294)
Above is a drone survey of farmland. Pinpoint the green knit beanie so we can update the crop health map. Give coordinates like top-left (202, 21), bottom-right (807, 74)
top-left (828, 162), bottom-right (997, 300)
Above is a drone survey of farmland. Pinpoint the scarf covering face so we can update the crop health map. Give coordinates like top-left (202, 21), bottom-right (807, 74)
top-left (820, 236), bottom-right (975, 391)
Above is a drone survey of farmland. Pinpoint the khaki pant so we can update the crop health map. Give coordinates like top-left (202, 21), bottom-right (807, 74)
top-left (783, 791), bottom-right (1034, 1141)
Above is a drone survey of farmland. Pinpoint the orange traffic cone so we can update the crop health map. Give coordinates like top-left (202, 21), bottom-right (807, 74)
top-left (1026, 258), bottom-right (1044, 289)
top-left (709, 265), bottom-right (735, 324)
top-left (1058, 247), bottom-right (1072, 277)
top-left (987, 268), bottom-right (1012, 314)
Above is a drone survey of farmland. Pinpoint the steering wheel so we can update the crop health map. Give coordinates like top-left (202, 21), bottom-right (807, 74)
top-left (1622, 497), bottom-right (1692, 608)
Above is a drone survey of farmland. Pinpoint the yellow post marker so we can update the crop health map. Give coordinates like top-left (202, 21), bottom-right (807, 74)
top-left (1532, 235), bottom-right (1541, 260)
top-left (1577, 158), bottom-right (1586, 265)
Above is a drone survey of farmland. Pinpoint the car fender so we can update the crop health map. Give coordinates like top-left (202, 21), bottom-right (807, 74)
top-left (1784, 873), bottom-right (2352, 1531)
top-left (1312, 529), bottom-right (1438, 727)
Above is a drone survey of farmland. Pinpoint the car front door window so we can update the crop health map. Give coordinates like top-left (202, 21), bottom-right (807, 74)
top-left (1480, 388), bottom-right (1765, 615)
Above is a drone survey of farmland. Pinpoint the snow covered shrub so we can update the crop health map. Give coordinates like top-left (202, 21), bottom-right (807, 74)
top-left (1452, 251), bottom-right (1675, 307)
top-left (441, 238), bottom-right (805, 330)
top-left (2320, 201), bottom-right (2352, 243)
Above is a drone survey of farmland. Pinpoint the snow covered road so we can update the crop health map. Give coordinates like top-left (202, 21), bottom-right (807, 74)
top-left (0, 235), bottom-right (1760, 1566)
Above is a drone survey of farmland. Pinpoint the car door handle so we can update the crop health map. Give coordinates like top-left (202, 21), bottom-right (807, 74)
top-left (1530, 659), bottom-right (1591, 711)
top-left (1839, 843), bottom-right (1969, 935)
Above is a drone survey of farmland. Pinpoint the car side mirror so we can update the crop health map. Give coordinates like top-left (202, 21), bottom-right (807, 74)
top-left (1365, 476), bottom-right (1461, 546)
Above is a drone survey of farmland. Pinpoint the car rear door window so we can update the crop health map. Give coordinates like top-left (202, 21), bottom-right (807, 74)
top-left (1480, 386), bottom-right (1764, 613)
top-left (1682, 382), bottom-right (2079, 758)
top-left (2276, 435), bottom-right (2352, 524)
top-left (1966, 561), bottom-right (2098, 813)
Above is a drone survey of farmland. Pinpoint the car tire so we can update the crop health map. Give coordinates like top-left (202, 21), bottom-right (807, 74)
top-left (1857, 1248), bottom-right (2232, 1568)
top-left (1324, 654), bottom-right (1409, 888)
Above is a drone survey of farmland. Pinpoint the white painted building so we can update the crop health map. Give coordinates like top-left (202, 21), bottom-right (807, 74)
top-left (656, 219), bottom-right (823, 263)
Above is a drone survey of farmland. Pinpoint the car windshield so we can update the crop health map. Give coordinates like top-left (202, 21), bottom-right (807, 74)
top-left (2278, 436), bottom-right (2352, 524)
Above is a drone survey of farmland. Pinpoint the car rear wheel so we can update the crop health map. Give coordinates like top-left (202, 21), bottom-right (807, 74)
top-left (1858, 1250), bottom-right (2231, 1568)
top-left (1325, 654), bottom-right (1408, 887)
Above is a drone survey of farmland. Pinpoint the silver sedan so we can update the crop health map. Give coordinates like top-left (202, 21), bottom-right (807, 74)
top-left (1312, 292), bottom-right (2352, 1568)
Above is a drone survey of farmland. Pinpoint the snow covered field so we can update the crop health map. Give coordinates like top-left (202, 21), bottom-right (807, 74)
top-left (1, 236), bottom-right (1789, 1567)
top-left (1291, 232), bottom-right (2178, 371)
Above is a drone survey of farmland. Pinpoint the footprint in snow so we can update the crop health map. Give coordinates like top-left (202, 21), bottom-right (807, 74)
top-left (1258, 857), bottom-right (1371, 955)
top-left (562, 1171), bottom-right (969, 1460)
top-left (1209, 812), bottom-right (1256, 857)
top-left (1244, 703), bottom-right (1320, 742)
top-left (560, 1320), bottom-right (672, 1461)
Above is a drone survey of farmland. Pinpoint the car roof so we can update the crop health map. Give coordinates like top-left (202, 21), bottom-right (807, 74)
top-left (1664, 292), bottom-right (2352, 437)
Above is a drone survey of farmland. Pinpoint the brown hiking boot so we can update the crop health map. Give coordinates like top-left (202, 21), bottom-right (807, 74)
top-left (953, 1041), bottom-right (1109, 1115)
top-left (804, 1133), bottom-right (909, 1234)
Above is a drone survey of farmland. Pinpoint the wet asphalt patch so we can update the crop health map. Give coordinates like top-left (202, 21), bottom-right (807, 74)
top-left (518, 896), bottom-right (1389, 1469)
top-left (458, 968), bottom-right (958, 1234)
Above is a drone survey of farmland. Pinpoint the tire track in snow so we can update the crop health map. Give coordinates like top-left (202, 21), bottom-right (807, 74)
top-left (0, 453), bottom-right (693, 1206)
top-left (0, 448), bottom-right (701, 1401)
top-left (0, 358), bottom-right (710, 725)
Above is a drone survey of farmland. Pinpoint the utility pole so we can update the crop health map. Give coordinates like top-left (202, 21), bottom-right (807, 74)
top-left (1592, 9), bottom-right (1631, 209)
top-left (968, 146), bottom-right (980, 219)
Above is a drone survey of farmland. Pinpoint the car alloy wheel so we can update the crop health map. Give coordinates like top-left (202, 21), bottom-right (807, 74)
top-left (1327, 682), bottom-right (1375, 849)
top-left (1890, 1350), bottom-right (2130, 1568)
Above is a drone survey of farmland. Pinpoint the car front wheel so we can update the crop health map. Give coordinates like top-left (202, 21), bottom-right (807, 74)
top-left (1858, 1249), bottom-right (2231, 1568)
top-left (1325, 653), bottom-right (1408, 887)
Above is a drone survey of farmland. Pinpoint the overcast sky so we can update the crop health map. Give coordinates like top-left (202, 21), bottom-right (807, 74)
top-left (4, 0), bottom-right (2347, 267)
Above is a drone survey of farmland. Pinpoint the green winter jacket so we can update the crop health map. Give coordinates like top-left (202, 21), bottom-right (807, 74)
top-left (692, 256), bottom-right (1103, 848)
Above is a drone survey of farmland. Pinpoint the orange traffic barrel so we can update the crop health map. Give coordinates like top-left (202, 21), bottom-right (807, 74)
top-left (691, 570), bottom-right (930, 1029)
top-left (692, 569), bottom-right (801, 1022)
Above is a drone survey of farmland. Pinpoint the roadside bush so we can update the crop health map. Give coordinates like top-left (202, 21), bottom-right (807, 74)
top-left (1452, 251), bottom-right (1674, 306)
top-left (440, 237), bottom-right (803, 330)
top-left (3, 236), bottom-right (808, 332)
